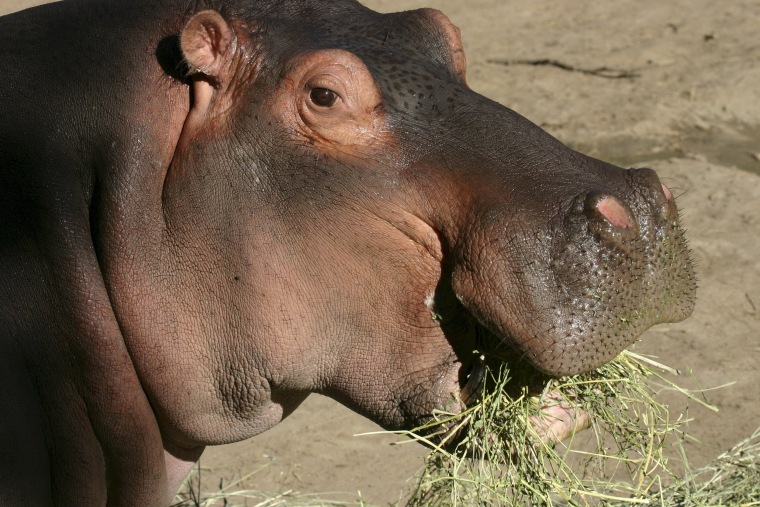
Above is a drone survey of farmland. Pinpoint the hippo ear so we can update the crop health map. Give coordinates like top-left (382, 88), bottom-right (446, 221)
top-left (180, 10), bottom-right (236, 85)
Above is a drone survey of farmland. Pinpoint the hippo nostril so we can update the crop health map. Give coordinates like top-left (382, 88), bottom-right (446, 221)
top-left (597, 197), bottom-right (632, 229)
top-left (583, 192), bottom-right (634, 230)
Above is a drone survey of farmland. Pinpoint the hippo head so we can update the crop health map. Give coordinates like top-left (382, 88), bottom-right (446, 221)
top-left (158, 0), bottom-right (695, 438)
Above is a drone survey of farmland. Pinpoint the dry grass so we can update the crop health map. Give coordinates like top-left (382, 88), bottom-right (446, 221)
top-left (654, 426), bottom-right (760, 506)
top-left (172, 464), bottom-right (370, 507)
top-left (391, 350), bottom-right (754, 506)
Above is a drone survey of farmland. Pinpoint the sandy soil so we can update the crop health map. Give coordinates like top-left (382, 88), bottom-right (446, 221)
top-left (3, 0), bottom-right (759, 504)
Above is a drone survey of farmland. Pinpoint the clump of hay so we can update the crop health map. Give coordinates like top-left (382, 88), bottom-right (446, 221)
top-left (397, 350), bottom-right (731, 506)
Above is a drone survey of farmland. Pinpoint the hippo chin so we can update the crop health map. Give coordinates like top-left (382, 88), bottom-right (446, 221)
top-left (0, 0), bottom-right (695, 504)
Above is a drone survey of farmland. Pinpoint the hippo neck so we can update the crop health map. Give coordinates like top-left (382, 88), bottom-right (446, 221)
top-left (57, 0), bottom-right (257, 448)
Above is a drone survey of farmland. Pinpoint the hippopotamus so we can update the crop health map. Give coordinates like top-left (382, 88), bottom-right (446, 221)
top-left (0, 0), bottom-right (695, 504)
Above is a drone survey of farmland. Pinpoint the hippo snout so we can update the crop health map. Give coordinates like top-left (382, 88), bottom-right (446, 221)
top-left (450, 164), bottom-right (695, 378)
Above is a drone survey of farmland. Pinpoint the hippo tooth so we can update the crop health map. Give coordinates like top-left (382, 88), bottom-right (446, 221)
top-left (460, 354), bottom-right (486, 406)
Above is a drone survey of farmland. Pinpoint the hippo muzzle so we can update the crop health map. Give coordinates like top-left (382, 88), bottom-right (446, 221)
top-left (372, 61), bottom-right (696, 382)
top-left (448, 163), bottom-right (695, 378)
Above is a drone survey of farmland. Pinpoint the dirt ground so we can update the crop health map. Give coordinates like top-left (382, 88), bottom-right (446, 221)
top-left (3, 0), bottom-right (759, 504)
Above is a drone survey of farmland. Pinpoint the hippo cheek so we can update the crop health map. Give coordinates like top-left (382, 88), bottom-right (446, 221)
top-left (318, 247), bottom-right (479, 431)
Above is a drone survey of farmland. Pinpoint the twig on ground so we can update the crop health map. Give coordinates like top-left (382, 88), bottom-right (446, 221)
top-left (488, 58), bottom-right (640, 79)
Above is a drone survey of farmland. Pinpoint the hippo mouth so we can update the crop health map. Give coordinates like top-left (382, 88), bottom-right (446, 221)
top-left (429, 324), bottom-right (594, 452)
top-left (457, 327), bottom-right (549, 409)
top-left (429, 332), bottom-right (568, 450)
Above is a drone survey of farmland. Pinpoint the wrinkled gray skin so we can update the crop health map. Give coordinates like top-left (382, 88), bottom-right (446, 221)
top-left (0, 0), bottom-right (695, 504)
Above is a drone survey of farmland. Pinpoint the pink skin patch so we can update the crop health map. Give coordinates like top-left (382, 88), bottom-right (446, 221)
top-left (662, 183), bottom-right (673, 202)
top-left (596, 196), bottom-right (632, 229)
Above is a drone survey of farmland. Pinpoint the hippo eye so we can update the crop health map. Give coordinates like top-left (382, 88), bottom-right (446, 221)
top-left (310, 87), bottom-right (339, 108)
